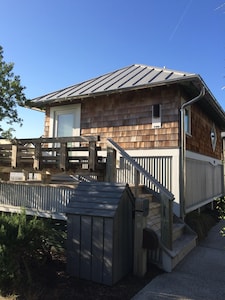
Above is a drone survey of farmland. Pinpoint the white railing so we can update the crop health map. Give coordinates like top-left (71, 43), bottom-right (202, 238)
top-left (106, 138), bottom-right (174, 250)
top-left (117, 156), bottom-right (172, 193)
top-left (0, 182), bottom-right (76, 219)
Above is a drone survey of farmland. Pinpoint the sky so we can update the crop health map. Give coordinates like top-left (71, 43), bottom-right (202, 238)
top-left (0, 0), bottom-right (225, 138)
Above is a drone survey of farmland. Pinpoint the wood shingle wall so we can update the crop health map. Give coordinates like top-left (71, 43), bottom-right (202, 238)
top-left (81, 86), bottom-right (180, 150)
top-left (186, 103), bottom-right (222, 160)
top-left (43, 85), bottom-right (223, 159)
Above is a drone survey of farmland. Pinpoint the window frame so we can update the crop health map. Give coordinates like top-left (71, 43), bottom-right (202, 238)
top-left (49, 104), bottom-right (81, 138)
top-left (152, 104), bottom-right (162, 129)
top-left (184, 107), bottom-right (192, 136)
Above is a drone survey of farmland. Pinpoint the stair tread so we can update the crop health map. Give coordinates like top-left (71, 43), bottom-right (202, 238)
top-left (149, 202), bottom-right (160, 208)
top-left (170, 232), bottom-right (197, 256)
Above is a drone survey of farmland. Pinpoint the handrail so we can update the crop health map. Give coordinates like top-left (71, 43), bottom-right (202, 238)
top-left (107, 138), bottom-right (174, 200)
top-left (14, 135), bottom-right (100, 145)
top-left (107, 138), bottom-right (174, 250)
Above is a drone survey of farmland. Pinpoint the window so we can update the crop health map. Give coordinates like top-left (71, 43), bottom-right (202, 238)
top-left (152, 104), bottom-right (161, 129)
top-left (184, 107), bottom-right (191, 135)
top-left (57, 113), bottom-right (74, 137)
top-left (49, 104), bottom-right (81, 138)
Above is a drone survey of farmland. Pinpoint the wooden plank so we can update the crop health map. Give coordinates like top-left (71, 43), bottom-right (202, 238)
top-left (65, 208), bottom-right (116, 218)
top-left (67, 202), bottom-right (118, 210)
top-left (80, 215), bottom-right (92, 280)
top-left (68, 197), bottom-right (120, 204)
top-left (75, 191), bottom-right (124, 199)
top-left (91, 217), bottom-right (104, 283)
top-left (67, 215), bottom-right (81, 276)
top-left (16, 135), bottom-right (100, 144)
top-left (103, 218), bottom-right (113, 285)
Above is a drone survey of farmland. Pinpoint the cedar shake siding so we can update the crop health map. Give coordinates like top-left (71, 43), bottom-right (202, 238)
top-left (43, 86), bottom-right (181, 150)
top-left (186, 103), bottom-right (222, 160)
top-left (81, 87), bottom-right (180, 150)
top-left (81, 86), bottom-right (180, 150)
top-left (43, 85), bottom-right (223, 159)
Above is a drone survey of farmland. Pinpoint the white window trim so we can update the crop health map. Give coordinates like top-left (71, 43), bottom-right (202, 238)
top-left (184, 107), bottom-right (192, 136)
top-left (49, 104), bottom-right (81, 138)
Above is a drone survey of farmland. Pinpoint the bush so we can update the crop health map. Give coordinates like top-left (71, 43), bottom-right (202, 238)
top-left (0, 210), bottom-right (64, 295)
top-left (216, 197), bottom-right (225, 237)
top-left (185, 209), bottom-right (218, 241)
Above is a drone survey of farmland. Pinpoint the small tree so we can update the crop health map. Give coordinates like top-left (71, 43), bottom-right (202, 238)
top-left (0, 45), bottom-right (27, 138)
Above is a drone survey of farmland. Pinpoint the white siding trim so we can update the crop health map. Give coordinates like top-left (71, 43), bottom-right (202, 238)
top-left (186, 150), bottom-right (222, 166)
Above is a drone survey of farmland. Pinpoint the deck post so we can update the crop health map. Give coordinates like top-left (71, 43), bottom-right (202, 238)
top-left (160, 193), bottom-right (173, 250)
top-left (59, 142), bottom-right (67, 170)
top-left (34, 142), bottom-right (41, 170)
top-left (106, 146), bottom-right (116, 182)
top-left (88, 141), bottom-right (97, 171)
top-left (133, 199), bottom-right (147, 277)
top-left (11, 145), bottom-right (17, 168)
top-left (134, 169), bottom-right (140, 198)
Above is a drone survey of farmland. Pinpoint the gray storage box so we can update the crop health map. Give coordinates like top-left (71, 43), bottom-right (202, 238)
top-left (66, 182), bottom-right (134, 285)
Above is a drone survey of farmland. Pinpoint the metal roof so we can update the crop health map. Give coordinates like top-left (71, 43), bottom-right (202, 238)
top-left (28, 64), bottom-right (225, 129)
top-left (30, 64), bottom-right (195, 106)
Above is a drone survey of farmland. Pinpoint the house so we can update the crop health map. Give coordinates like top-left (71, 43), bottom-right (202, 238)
top-left (29, 64), bottom-right (225, 218)
top-left (1, 64), bottom-right (225, 275)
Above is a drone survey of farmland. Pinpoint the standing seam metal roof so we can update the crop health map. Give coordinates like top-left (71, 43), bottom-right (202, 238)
top-left (30, 64), bottom-right (195, 105)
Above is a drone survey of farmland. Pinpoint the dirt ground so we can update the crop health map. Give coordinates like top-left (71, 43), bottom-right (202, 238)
top-left (13, 255), bottom-right (162, 300)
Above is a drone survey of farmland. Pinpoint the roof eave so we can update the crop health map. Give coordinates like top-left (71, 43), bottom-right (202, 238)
top-left (29, 76), bottom-right (197, 109)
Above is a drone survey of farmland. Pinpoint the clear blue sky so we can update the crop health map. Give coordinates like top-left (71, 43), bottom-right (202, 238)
top-left (0, 0), bottom-right (225, 138)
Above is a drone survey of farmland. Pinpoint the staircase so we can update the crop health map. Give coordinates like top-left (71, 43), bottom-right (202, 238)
top-left (131, 185), bottom-right (197, 272)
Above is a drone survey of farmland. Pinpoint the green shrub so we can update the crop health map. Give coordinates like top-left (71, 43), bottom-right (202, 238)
top-left (216, 197), bottom-right (225, 236)
top-left (0, 210), bottom-right (64, 295)
top-left (185, 209), bottom-right (218, 241)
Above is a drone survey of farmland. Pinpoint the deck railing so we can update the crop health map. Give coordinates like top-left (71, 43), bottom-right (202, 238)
top-left (117, 156), bottom-right (172, 194)
top-left (0, 135), bottom-right (104, 177)
top-left (106, 138), bottom-right (174, 250)
top-left (0, 181), bottom-right (75, 220)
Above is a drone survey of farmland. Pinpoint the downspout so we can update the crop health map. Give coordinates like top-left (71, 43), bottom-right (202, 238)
top-left (180, 86), bottom-right (205, 219)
